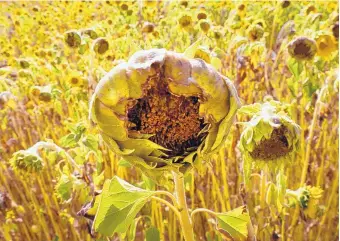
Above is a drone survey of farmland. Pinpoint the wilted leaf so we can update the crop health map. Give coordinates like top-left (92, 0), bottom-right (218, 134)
top-left (93, 176), bottom-right (155, 236)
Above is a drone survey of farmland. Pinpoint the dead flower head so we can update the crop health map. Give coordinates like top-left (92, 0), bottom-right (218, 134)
top-left (90, 49), bottom-right (240, 183)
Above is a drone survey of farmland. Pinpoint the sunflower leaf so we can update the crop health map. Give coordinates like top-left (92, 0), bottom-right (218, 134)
top-left (216, 206), bottom-right (250, 241)
top-left (93, 176), bottom-right (155, 237)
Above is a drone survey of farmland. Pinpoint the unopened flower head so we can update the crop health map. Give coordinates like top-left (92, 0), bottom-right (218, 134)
top-left (287, 186), bottom-right (324, 219)
top-left (239, 101), bottom-right (301, 183)
top-left (90, 49), bottom-right (240, 183)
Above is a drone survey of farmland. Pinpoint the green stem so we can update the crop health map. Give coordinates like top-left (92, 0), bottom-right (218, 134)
top-left (151, 196), bottom-right (181, 219)
top-left (154, 190), bottom-right (178, 206)
top-left (173, 172), bottom-right (195, 241)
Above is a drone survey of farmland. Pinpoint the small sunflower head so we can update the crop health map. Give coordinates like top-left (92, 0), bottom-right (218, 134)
top-left (30, 86), bottom-right (41, 97)
top-left (93, 38), bottom-right (109, 55)
top-left (198, 19), bottom-right (211, 33)
top-left (239, 101), bottom-right (301, 184)
top-left (142, 22), bottom-right (155, 33)
top-left (315, 33), bottom-right (338, 60)
top-left (90, 49), bottom-right (240, 183)
top-left (10, 150), bottom-right (44, 173)
top-left (69, 72), bottom-right (84, 87)
top-left (178, 14), bottom-right (193, 29)
top-left (197, 11), bottom-right (207, 20)
top-left (288, 37), bottom-right (317, 61)
top-left (281, 0), bottom-right (290, 8)
top-left (247, 24), bottom-right (264, 41)
top-left (64, 30), bottom-right (82, 48)
top-left (18, 59), bottom-right (30, 69)
top-left (120, 2), bottom-right (129, 11)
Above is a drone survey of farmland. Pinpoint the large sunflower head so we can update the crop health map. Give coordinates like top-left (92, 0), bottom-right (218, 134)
top-left (238, 101), bottom-right (301, 184)
top-left (90, 49), bottom-right (240, 183)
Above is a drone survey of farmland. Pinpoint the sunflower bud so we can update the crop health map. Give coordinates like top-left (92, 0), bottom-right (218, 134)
top-left (287, 186), bottom-right (324, 219)
top-left (90, 49), bottom-right (240, 183)
top-left (288, 37), bottom-right (317, 61)
top-left (10, 150), bottom-right (44, 173)
top-left (239, 101), bottom-right (300, 183)
top-left (64, 30), bottom-right (82, 48)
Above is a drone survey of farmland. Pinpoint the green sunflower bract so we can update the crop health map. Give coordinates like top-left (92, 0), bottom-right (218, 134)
top-left (90, 48), bottom-right (240, 184)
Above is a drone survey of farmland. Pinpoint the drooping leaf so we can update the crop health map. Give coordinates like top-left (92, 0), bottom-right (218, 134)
top-left (216, 206), bottom-right (250, 241)
top-left (93, 176), bottom-right (155, 236)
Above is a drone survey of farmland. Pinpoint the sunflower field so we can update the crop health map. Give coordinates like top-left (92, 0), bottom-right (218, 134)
top-left (0, 1), bottom-right (338, 241)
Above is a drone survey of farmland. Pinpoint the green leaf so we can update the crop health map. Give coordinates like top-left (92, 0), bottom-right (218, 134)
top-left (82, 134), bottom-right (99, 153)
top-left (55, 174), bottom-right (74, 201)
top-left (146, 226), bottom-right (160, 241)
top-left (60, 133), bottom-right (78, 148)
top-left (93, 176), bottom-right (155, 236)
top-left (287, 57), bottom-right (303, 78)
top-left (216, 206), bottom-right (250, 241)
top-left (142, 174), bottom-right (156, 191)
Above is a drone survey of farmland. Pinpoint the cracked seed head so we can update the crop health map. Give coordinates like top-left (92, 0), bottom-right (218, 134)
top-left (90, 49), bottom-right (240, 183)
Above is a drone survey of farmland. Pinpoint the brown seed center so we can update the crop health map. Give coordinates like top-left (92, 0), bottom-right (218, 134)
top-left (127, 67), bottom-right (206, 157)
top-left (250, 126), bottom-right (292, 160)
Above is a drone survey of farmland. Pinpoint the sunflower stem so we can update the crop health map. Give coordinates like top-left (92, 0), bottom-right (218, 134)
top-left (173, 172), bottom-right (195, 241)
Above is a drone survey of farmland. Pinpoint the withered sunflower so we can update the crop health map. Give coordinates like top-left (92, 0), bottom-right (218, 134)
top-left (90, 49), bottom-right (240, 183)
top-left (288, 37), bottom-right (317, 61)
top-left (238, 101), bottom-right (300, 185)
